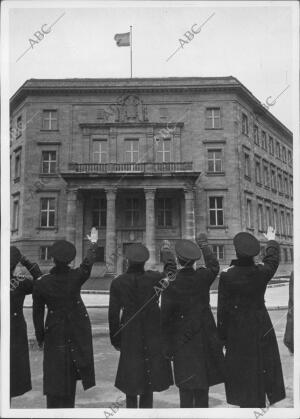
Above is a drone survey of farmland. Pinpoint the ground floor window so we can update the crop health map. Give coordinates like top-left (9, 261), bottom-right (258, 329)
top-left (212, 244), bottom-right (224, 260)
top-left (40, 246), bottom-right (51, 261)
top-left (157, 198), bottom-right (172, 227)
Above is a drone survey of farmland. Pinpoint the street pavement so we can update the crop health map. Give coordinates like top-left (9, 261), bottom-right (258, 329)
top-left (23, 282), bottom-right (289, 309)
top-left (11, 307), bottom-right (293, 409)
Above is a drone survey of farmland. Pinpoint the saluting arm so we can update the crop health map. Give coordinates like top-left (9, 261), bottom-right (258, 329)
top-left (108, 282), bottom-right (122, 350)
top-left (32, 288), bottom-right (46, 347)
top-left (17, 256), bottom-right (43, 294)
top-left (259, 227), bottom-right (280, 282)
top-left (77, 228), bottom-right (98, 285)
top-left (196, 233), bottom-right (220, 283)
top-left (20, 255), bottom-right (42, 280)
top-left (160, 241), bottom-right (177, 285)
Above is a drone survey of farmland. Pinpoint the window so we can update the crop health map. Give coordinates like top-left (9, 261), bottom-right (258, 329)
top-left (92, 198), bottom-right (107, 227)
top-left (284, 248), bottom-right (288, 263)
top-left (159, 108), bottom-right (168, 120)
top-left (157, 198), bottom-right (172, 227)
top-left (40, 198), bottom-right (56, 227)
top-left (16, 115), bottom-right (22, 138)
top-left (288, 150), bottom-right (292, 166)
top-left (284, 177), bottom-right (289, 195)
top-left (125, 198), bottom-right (140, 226)
top-left (246, 199), bottom-right (253, 229)
top-left (212, 245), bottom-right (224, 260)
top-left (269, 136), bottom-right (274, 155)
top-left (93, 140), bottom-right (108, 163)
top-left (209, 197), bottom-right (224, 226)
top-left (42, 151), bottom-right (57, 174)
top-left (280, 211), bottom-right (285, 235)
top-left (276, 141), bottom-right (281, 159)
top-left (271, 169), bottom-right (276, 190)
top-left (14, 151), bottom-right (21, 180)
top-left (258, 204), bottom-right (264, 231)
top-left (244, 153), bottom-right (251, 178)
top-left (206, 108), bottom-right (221, 129)
top-left (242, 113), bottom-right (248, 135)
top-left (290, 179), bottom-right (293, 198)
top-left (157, 139), bottom-right (172, 163)
top-left (282, 146), bottom-right (287, 163)
top-left (263, 165), bottom-right (269, 187)
top-left (255, 161), bottom-right (262, 184)
top-left (12, 199), bottom-right (19, 231)
top-left (277, 173), bottom-right (283, 193)
top-left (266, 206), bottom-right (271, 228)
top-left (261, 131), bottom-right (267, 150)
top-left (95, 247), bottom-right (105, 262)
top-left (286, 213), bottom-right (291, 236)
top-left (208, 149), bottom-right (223, 172)
top-left (254, 125), bottom-right (259, 144)
top-left (42, 110), bottom-right (58, 130)
top-left (273, 208), bottom-right (278, 232)
top-left (124, 139), bottom-right (139, 163)
top-left (40, 246), bottom-right (51, 261)
top-left (290, 248), bottom-right (293, 262)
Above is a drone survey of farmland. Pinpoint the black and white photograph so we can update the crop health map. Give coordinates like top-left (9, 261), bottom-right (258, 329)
top-left (1, 1), bottom-right (299, 417)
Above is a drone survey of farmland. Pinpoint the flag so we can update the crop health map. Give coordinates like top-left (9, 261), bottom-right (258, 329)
top-left (114, 32), bottom-right (130, 47)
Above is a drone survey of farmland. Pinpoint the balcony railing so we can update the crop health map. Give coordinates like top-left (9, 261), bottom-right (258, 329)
top-left (68, 162), bottom-right (194, 173)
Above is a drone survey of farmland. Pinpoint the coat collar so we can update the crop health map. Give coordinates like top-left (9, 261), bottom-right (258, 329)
top-left (230, 258), bottom-right (255, 267)
top-left (50, 265), bottom-right (71, 274)
top-left (126, 265), bottom-right (145, 274)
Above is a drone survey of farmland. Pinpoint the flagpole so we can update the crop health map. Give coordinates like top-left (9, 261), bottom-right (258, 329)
top-left (130, 25), bottom-right (132, 78)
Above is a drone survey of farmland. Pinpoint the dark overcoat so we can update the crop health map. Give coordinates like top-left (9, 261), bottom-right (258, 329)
top-left (284, 271), bottom-right (294, 353)
top-left (33, 244), bottom-right (97, 397)
top-left (109, 265), bottom-right (174, 395)
top-left (217, 240), bottom-right (285, 407)
top-left (10, 259), bottom-right (42, 398)
top-left (161, 245), bottom-right (225, 390)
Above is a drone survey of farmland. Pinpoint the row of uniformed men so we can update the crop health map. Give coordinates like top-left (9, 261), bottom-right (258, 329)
top-left (10, 226), bottom-right (286, 408)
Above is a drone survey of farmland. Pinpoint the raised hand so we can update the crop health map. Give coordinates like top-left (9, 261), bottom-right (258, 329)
top-left (196, 233), bottom-right (208, 247)
top-left (263, 226), bottom-right (276, 241)
top-left (87, 227), bottom-right (98, 243)
top-left (161, 240), bottom-right (171, 250)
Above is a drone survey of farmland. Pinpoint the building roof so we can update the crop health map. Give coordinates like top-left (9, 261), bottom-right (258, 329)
top-left (10, 76), bottom-right (292, 139)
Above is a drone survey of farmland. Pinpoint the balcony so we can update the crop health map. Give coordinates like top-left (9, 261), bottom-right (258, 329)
top-left (68, 161), bottom-right (194, 173)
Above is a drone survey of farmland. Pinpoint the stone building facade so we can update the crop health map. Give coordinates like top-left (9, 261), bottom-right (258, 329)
top-left (10, 77), bottom-right (293, 278)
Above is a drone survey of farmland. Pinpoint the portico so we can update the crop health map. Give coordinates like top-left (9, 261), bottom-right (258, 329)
top-left (62, 163), bottom-right (200, 276)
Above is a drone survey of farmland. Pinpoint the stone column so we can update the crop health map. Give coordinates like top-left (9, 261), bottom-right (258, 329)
top-left (145, 188), bottom-right (156, 268)
top-left (105, 188), bottom-right (117, 274)
top-left (184, 188), bottom-right (196, 240)
top-left (66, 188), bottom-right (77, 244)
top-left (74, 191), bottom-right (84, 266)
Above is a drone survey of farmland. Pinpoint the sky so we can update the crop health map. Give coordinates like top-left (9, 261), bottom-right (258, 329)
top-left (7, 1), bottom-right (296, 130)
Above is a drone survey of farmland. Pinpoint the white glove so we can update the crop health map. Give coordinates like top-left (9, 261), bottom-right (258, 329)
top-left (87, 227), bottom-right (98, 243)
top-left (263, 226), bottom-right (276, 241)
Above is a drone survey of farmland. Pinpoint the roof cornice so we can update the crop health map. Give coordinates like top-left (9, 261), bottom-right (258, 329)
top-left (10, 77), bottom-right (292, 139)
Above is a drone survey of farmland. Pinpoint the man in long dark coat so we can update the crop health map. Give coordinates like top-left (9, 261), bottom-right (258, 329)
top-left (217, 227), bottom-right (286, 408)
top-left (108, 243), bottom-right (176, 408)
top-left (161, 234), bottom-right (225, 408)
top-left (10, 246), bottom-right (42, 400)
top-left (33, 228), bottom-right (98, 408)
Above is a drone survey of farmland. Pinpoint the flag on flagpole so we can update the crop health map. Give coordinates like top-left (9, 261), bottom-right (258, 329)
top-left (114, 32), bottom-right (130, 47)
